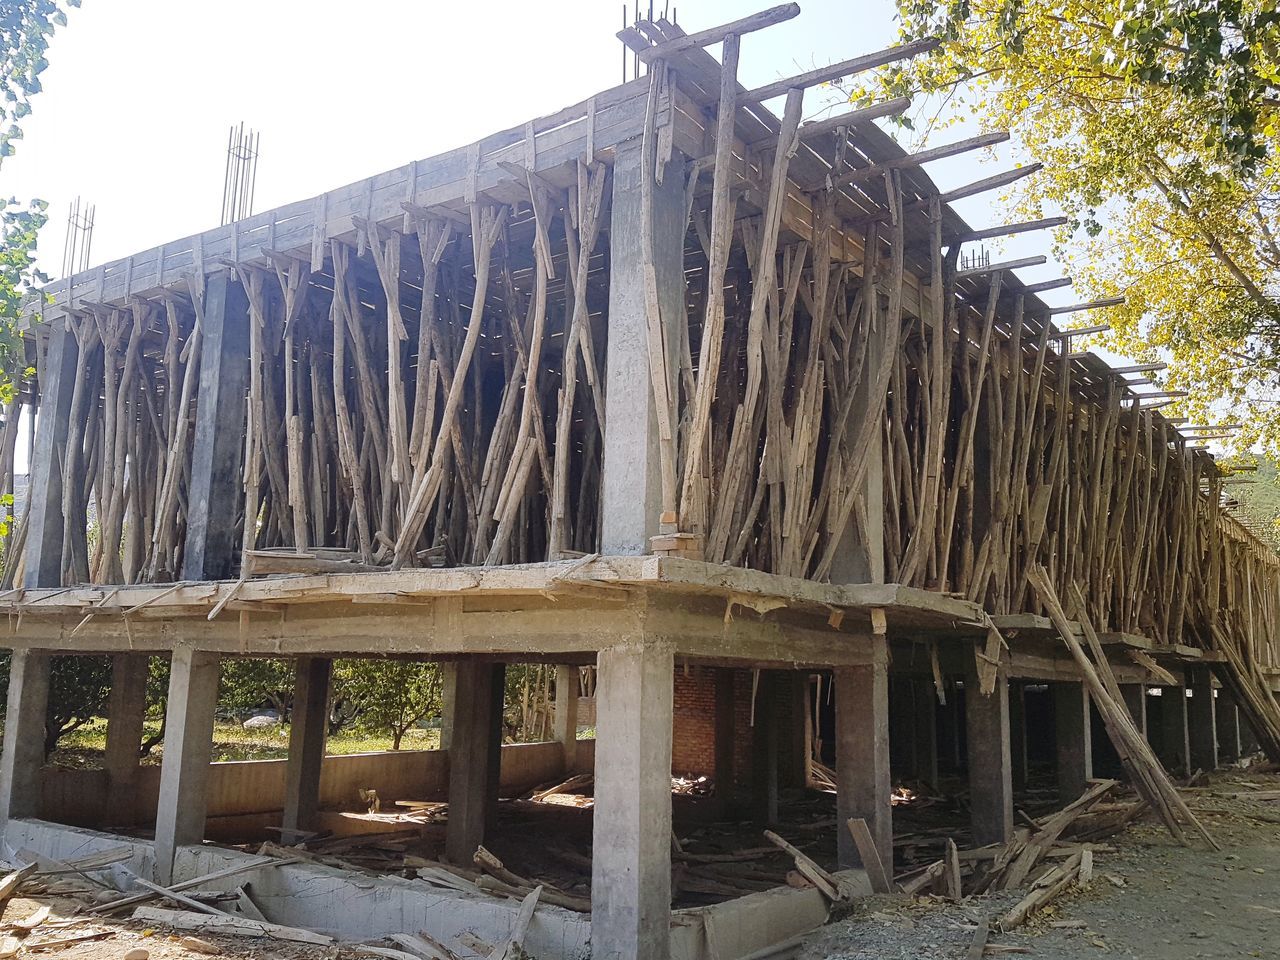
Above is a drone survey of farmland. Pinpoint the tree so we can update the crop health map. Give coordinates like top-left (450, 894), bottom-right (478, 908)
top-left (0, 652), bottom-right (111, 757)
top-left (336, 660), bottom-right (442, 750)
top-left (0, 1), bottom-right (79, 391)
top-left (858, 0), bottom-right (1280, 454)
top-left (219, 658), bottom-right (295, 719)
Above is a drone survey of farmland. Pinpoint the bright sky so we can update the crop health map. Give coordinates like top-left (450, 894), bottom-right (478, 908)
top-left (5, 0), bottom-right (1064, 287)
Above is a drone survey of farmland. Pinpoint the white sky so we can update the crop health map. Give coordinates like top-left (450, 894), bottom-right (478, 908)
top-left (6, 0), bottom-right (1065, 282)
top-left (2, 0), bottom-right (1105, 468)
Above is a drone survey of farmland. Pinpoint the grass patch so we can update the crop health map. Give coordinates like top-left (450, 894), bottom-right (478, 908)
top-left (50, 719), bottom-right (441, 767)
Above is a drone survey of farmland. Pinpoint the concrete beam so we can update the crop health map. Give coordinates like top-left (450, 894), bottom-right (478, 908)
top-left (834, 637), bottom-right (891, 872)
top-left (0, 649), bottom-right (51, 831)
top-left (283, 657), bottom-right (332, 835)
top-left (591, 641), bottom-right (674, 960)
top-left (1187, 666), bottom-right (1218, 773)
top-left (600, 136), bottom-right (686, 553)
top-left (103, 653), bottom-right (149, 825)
top-left (154, 647), bottom-right (220, 884)
top-left (1053, 682), bottom-right (1093, 802)
top-left (554, 664), bottom-right (579, 769)
top-left (965, 664), bottom-right (1014, 845)
top-left (444, 662), bottom-right (503, 864)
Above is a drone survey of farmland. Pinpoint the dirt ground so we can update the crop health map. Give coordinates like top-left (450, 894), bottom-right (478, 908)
top-left (806, 768), bottom-right (1280, 960)
top-left (3, 769), bottom-right (1279, 959)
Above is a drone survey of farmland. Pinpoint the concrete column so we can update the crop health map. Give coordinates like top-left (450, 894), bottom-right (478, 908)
top-left (1156, 687), bottom-right (1190, 774)
top-left (1121, 684), bottom-right (1148, 739)
top-left (1054, 682), bottom-right (1093, 801)
top-left (1216, 692), bottom-right (1242, 762)
top-left (103, 653), bottom-right (149, 825)
top-left (911, 678), bottom-right (939, 785)
top-left (828, 227), bottom-right (885, 585)
top-left (781, 672), bottom-right (809, 789)
top-left (439, 661), bottom-right (457, 750)
top-left (445, 662), bottom-right (503, 864)
top-left (834, 637), bottom-right (891, 872)
top-left (25, 318), bottom-right (78, 589)
top-left (282, 657), bottom-right (331, 836)
top-left (599, 137), bottom-right (686, 554)
top-left (713, 669), bottom-right (736, 804)
top-left (1008, 681), bottom-right (1028, 792)
top-left (751, 672), bottom-right (779, 825)
top-left (1240, 709), bottom-right (1260, 755)
top-left (554, 664), bottom-right (579, 770)
top-left (154, 647), bottom-right (220, 884)
top-left (183, 270), bottom-right (250, 581)
top-left (1187, 666), bottom-right (1218, 773)
top-left (591, 642), bottom-right (673, 960)
top-left (0, 650), bottom-right (52, 831)
top-left (965, 665), bottom-right (1014, 845)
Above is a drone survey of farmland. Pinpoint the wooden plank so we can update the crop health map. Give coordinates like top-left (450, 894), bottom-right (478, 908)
top-left (845, 818), bottom-right (893, 893)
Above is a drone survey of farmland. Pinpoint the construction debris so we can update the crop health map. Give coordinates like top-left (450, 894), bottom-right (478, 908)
top-left (1028, 566), bottom-right (1217, 848)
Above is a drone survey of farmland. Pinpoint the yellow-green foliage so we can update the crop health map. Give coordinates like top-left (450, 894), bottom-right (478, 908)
top-left (858, 0), bottom-right (1280, 454)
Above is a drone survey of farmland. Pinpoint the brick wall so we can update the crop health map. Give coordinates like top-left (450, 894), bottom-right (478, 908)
top-left (672, 667), bottom-right (718, 776)
top-left (671, 667), bottom-right (807, 791)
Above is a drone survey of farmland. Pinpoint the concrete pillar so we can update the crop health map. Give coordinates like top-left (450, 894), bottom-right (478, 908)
top-left (599, 137), bottom-right (686, 554)
top-left (103, 653), bottom-right (149, 825)
top-left (1054, 682), bottom-right (1093, 801)
top-left (911, 678), bottom-right (939, 785)
top-left (154, 647), bottom-right (220, 884)
top-left (781, 672), bottom-right (809, 789)
top-left (834, 637), bottom-right (891, 872)
top-left (713, 669), bottom-right (736, 803)
top-left (183, 271), bottom-right (250, 581)
top-left (554, 664), bottom-right (579, 770)
top-left (445, 662), bottom-right (503, 864)
top-left (25, 318), bottom-right (78, 589)
top-left (888, 677), bottom-right (913, 778)
top-left (1008, 681), bottom-right (1028, 791)
top-left (751, 672), bottom-right (779, 825)
top-left (965, 665), bottom-right (1014, 845)
top-left (1121, 684), bottom-right (1148, 739)
top-left (1240, 708), bottom-right (1260, 755)
top-left (439, 661), bottom-right (457, 750)
top-left (1216, 692), bottom-right (1242, 762)
top-left (282, 657), bottom-right (331, 836)
top-left (591, 642), bottom-right (673, 960)
top-left (1187, 666), bottom-right (1218, 773)
top-left (0, 650), bottom-right (52, 831)
top-left (1156, 687), bottom-right (1190, 774)
top-left (828, 227), bottom-right (885, 585)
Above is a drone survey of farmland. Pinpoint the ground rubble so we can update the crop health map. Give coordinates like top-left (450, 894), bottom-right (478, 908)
top-left (806, 766), bottom-right (1280, 960)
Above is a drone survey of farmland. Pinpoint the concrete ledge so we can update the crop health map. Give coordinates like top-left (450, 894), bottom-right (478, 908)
top-left (3, 819), bottom-right (591, 957)
top-left (4, 819), bottom-right (846, 960)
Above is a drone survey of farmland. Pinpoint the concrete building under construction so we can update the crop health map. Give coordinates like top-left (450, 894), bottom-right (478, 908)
top-left (0, 5), bottom-right (1278, 959)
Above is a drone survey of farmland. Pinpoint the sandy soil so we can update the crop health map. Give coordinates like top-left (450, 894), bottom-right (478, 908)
top-left (806, 768), bottom-right (1280, 960)
top-left (0, 895), bottom-right (345, 958)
